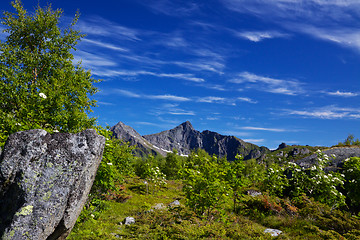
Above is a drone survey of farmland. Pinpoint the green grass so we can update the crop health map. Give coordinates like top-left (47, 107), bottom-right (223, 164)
top-left (69, 177), bottom-right (360, 240)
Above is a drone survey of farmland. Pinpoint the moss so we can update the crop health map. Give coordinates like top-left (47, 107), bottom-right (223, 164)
top-left (2, 230), bottom-right (15, 240)
top-left (42, 191), bottom-right (52, 201)
top-left (15, 205), bottom-right (33, 216)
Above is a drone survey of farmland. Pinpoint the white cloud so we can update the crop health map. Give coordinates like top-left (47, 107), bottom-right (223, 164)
top-left (237, 97), bottom-right (257, 104)
top-left (286, 105), bottom-right (360, 119)
top-left (174, 60), bottom-right (225, 74)
top-left (89, 69), bottom-right (204, 82)
top-left (197, 96), bottom-right (226, 103)
top-left (222, 0), bottom-right (360, 53)
top-left (138, 0), bottom-right (200, 16)
top-left (77, 17), bottom-right (141, 41)
top-left (325, 90), bottom-right (359, 97)
top-left (234, 30), bottom-right (290, 42)
top-left (113, 89), bottom-right (191, 102)
top-left (114, 89), bottom-right (141, 98)
top-left (81, 39), bottom-right (128, 52)
top-left (240, 126), bottom-right (286, 132)
top-left (73, 50), bottom-right (118, 69)
top-left (243, 138), bottom-right (265, 144)
top-left (147, 94), bottom-right (191, 102)
top-left (230, 72), bottom-right (303, 95)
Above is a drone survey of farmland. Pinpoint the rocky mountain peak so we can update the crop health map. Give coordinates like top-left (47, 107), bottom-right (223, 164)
top-left (180, 121), bottom-right (194, 130)
top-left (110, 121), bottom-right (166, 157)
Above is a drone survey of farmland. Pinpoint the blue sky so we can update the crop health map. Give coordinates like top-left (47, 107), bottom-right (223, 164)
top-left (1, 0), bottom-right (360, 149)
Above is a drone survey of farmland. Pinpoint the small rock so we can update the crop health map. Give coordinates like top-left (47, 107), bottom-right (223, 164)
top-left (123, 217), bottom-right (135, 225)
top-left (153, 203), bottom-right (165, 210)
top-left (168, 200), bottom-right (181, 208)
top-left (264, 228), bottom-right (282, 237)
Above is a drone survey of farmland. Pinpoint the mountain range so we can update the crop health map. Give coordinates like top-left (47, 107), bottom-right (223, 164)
top-left (110, 121), bottom-right (269, 161)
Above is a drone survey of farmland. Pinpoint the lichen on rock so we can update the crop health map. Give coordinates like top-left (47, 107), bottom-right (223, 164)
top-left (0, 129), bottom-right (105, 240)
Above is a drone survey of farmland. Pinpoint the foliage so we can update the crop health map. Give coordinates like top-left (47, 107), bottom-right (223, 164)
top-left (337, 134), bottom-right (360, 146)
top-left (162, 150), bottom-right (184, 180)
top-left (343, 157), bottom-right (360, 212)
top-left (264, 150), bottom-right (346, 208)
top-left (180, 150), bottom-right (231, 216)
top-left (243, 158), bottom-right (266, 187)
top-left (93, 126), bottom-right (136, 192)
top-left (0, 0), bottom-right (99, 146)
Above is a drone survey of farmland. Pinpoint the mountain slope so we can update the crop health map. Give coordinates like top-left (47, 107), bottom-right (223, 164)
top-left (110, 122), bottom-right (167, 157)
top-left (143, 121), bottom-right (269, 160)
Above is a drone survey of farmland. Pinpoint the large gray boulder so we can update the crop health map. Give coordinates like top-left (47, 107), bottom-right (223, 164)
top-left (297, 147), bottom-right (360, 171)
top-left (0, 129), bottom-right (105, 240)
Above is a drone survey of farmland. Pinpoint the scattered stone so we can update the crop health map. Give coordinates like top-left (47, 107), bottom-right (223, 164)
top-left (0, 129), bottom-right (105, 240)
top-left (153, 203), bottom-right (165, 210)
top-left (247, 189), bottom-right (262, 197)
top-left (123, 217), bottom-right (135, 225)
top-left (290, 148), bottom-right (310, 157)
top-left (168, 200), bottom-right (181, 208)
top-left (264, 228), bottom-right (282, 237)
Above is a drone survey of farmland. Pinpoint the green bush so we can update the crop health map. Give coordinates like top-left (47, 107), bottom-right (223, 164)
top-left (0, 0), bottom-right (99, 146)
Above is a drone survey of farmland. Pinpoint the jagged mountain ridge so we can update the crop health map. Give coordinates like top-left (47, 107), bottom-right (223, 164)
top-left (110, 121), bottom-right (269, 160)
top-left (143, 121), bottom-right (269, 160)
top-left (110, 122), bottom-right (167, 157)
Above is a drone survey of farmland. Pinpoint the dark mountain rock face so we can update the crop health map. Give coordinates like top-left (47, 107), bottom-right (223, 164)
top-left (144, 121), bottom-right (269, 160)
top-left (143, 121), bottom-right (203, 156)
top-left (110, 122), bottom-right (166, 157)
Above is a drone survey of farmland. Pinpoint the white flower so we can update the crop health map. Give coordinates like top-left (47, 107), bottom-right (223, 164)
top-left (91, 214), bottom-right (95, 218)
top-left (39, 92), bottom-right (47, 99)
top-left (107, 162), bottom-right (113, 166)
top-left (53, 129), bottom-right (59, 133)
top-left (15, 123), bottom-right (21, 126)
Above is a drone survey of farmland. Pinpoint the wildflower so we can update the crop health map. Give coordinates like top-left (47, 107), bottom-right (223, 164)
top-left (107, 162), bottom-right (113, 166)
top-left (15, 123), bottom-right (21, 126)
top-left (91, 214), bottom-right (95, 218)
top-left (39, 92), bottom-right (47, 99)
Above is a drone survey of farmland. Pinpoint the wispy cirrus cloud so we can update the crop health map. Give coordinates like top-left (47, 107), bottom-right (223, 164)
top-left (234, 30), bottom-right (290, 42)
top-left (77, 17), bottom-right (141, 41)
top-left (92, 70), bottom-right (205, 82)
top-left (325, 90), bottom-right (359, 97)
top-left (285, 105), bottom-right (360, 119)
top-left (197, 96), bottom-right (227, 103)
top-left (112, 89), bottom-right (191, 102)
top-left (230, 72), bottom-right (304, 95)
top-left (151, 103), bottom-right (196, 116)
top-left (81, 39), bottom-right (128, 52)
top-left (222, 0), bottom-right (360, 53)
top-left (243, 138), bottom-right (265, 144)
top-left (174, 60), bottom-right (225, 74)
top-left (239, 126), bottom-right (286, 132)
top-left (73, 50), bottom-right (118, 68)
top-left (237, 97), bottom-right (257, 104)
top-left (136, 0), bottom-right (200, 16)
